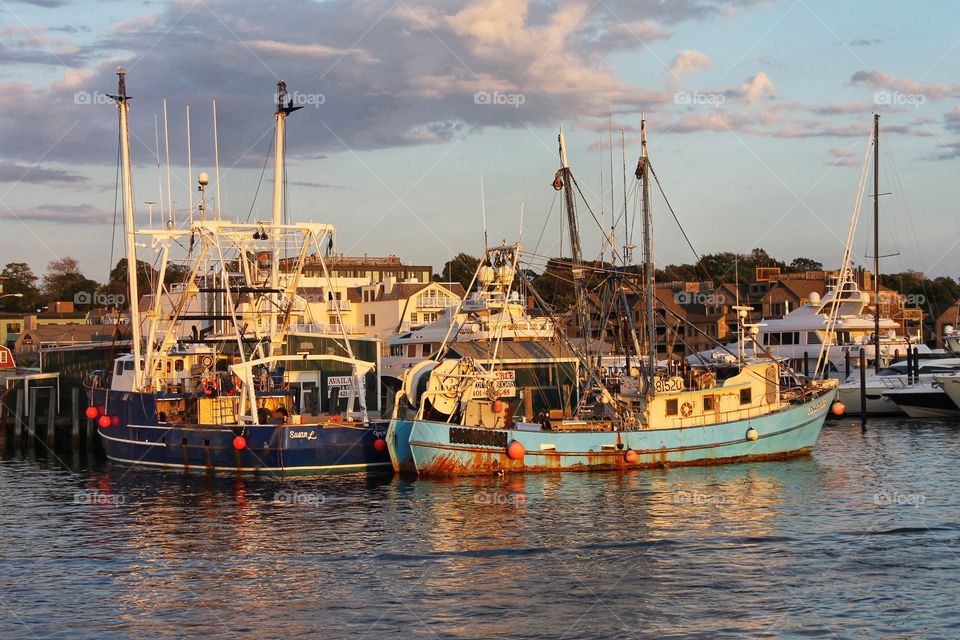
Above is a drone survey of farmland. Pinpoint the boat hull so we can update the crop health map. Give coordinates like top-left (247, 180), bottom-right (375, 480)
top-left (403, 389), bottom-right (836, 476)
top-left (883, 388), bottom-right (960, 419)
top-left (91, 388), bottom-right (392, 476)
top-left (837, 386), bottom-right (905, 416)
top-left (386, 418), bottom-right (416, 474)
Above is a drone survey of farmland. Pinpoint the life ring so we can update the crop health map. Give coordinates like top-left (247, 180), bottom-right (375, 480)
top-left (680, 401), bottom-right (694, 418)
top-left (200, 355), bottom-right (214, 369)
top-left (201, 376), bottom-right (219, 396)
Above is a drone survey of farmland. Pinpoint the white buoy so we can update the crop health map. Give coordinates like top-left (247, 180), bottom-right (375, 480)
top-left (746, 427), bottom-right (759, 441)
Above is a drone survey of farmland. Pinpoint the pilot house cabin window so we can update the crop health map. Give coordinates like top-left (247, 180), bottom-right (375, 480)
top-left (740, 388), bottom-right (752, 405)
top-left (666, 399), bottom-right (678, 416)
top-left (703, 395), bottom-right (715, 411)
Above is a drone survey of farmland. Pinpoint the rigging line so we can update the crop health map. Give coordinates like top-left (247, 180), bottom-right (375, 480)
top-left (647, 161), bottom-right (718, 286)
top-left (569, 174), bottom-right (623, 265)
top-left (246, 135), bottom-right (275, 223)
top-left (110, 124), bottom-right (122, 275)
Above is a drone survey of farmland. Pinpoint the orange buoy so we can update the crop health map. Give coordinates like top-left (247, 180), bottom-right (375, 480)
top-left (492, 400), bottom-right (504, 413)
top-left (373, 438), bottom-right (387, 452)
top-left (624, 449), bottom-right (639, 464)
top-left (232, 435), bottom-right (247, 450)
top-left (85, 406), bottom-right (99, 420)
top-left (831, 401), bottom-right (845, 416)
top-left (97, 415), bottom-right (111, 428)
top-left (506, 440), bottom-right (525, 461)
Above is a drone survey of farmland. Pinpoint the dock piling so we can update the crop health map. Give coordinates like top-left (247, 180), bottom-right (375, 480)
top-left (859, 348), bottom-right (867, 427)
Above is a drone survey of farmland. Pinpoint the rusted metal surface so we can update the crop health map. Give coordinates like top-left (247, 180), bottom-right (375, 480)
top-left (413, 441), bottom-right (815, 476)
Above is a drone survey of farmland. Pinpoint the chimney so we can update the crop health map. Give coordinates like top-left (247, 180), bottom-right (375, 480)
top-left (24, 315), bottom-right (38, 331)
top-left (383, 276), bottom-right (396, 295)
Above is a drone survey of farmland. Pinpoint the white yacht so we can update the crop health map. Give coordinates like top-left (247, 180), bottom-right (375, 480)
top-left (381, 260), bottom-right (554, 380)
top-left (837, 358), bottom-right (960, 415)
top-left (694, 273), bottom-right (930, 377)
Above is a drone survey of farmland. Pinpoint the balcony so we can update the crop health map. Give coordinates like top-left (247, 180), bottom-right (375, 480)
top-left (417, 296), bottom-right (454, 309)
top-left (326, 299), bottom-right (352, 312)
top-left (288, 323), bottom-right (366, 335)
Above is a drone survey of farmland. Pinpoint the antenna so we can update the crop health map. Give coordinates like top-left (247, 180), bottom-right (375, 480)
top-left (162, 99), bottom-right (174, 226)
top-left (153, 114), bottom-right (164, 221)
top-left (480, 174), bottom-right (488, 249)
top-left (186, 105), bottom-right (194, 224)
top-left (213, 99), bottom-right (222, 220)
top-left (519, 200), bottom-right (524, 243)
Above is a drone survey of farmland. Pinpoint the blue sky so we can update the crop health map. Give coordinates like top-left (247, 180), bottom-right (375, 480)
top-left (1, 0), bottom-right (958, 282)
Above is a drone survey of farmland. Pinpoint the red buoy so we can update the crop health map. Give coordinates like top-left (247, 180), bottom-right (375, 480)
top-left (233, 436), bottom-right (247, 450)
top-left (831, 401), bottom-right (845, 416)
top-left (506, 440), bottom-right (525, 461)
top-left (97, 415), bottom-right (111, 428)
top-left (110, 415), bottom-right (120, 427)
top-left (492, 400), bottom-right (504, 414)
top-left (624, 449), bottom-right (639, 464)
top-left (85, 406), bottom-right (99, 420)
top-left (373, 438), bottom-right (387, 453)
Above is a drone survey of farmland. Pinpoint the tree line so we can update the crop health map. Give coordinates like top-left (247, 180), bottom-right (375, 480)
top-left (435, 249), bottom-right (960, 323)
top-left (0, 258), bottom-right (190, 313)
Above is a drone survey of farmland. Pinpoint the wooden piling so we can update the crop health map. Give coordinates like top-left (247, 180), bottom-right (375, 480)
top-left (859, 348), bottom-right (867, 427)
top-left (14, 388), bottom-right (23, 440)
top-left (45, 388), bottom-right (56, 447)
top-left (71, 387), bottom-right (80, 445)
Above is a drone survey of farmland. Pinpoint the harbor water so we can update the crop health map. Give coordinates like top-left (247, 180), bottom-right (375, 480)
top-left (1, 418), bottom-right (958, 639)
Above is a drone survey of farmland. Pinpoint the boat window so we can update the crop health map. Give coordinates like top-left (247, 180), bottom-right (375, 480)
top-left (175, 359), bottom-right (184, 372)
top-left (408, 344), bottom-right (417, 357)
top-left (807, 331), bottom-right (822, 345)
top-left (666, 399), bottom-right (678, 416)
top-left (768, 333), bottom-right (781, 346)
top-left (115, 361), bottom-right (123, 376)
top-left (740, 388), bottom-right (752, 405)
top-left (703, 395), bottom-right (715, 411)
top-left (124, 359), bottom-right (134, 371)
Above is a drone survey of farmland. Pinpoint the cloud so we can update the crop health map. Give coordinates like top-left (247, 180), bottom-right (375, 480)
top-left (738, 71), bottom-right (775, 103)
top-left (946, 105), bottom-right (960, 131)
top-left (0, 161), bottom-right (88, 186)
top-left (924, 141), bottom-right (960, 161)
top-left (0, 204), bottom-right (112, 224)
top-left (849, 70), bottom-right (957, 100)
top-left (669, 49), bottom-right (713, 78)
top-left (824, 146), bottom-right (859, 167)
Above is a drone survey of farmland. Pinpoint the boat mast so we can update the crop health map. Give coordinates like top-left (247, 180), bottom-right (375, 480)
top-left (270, 81), bottom-right (301, 348)
top-left (111, 67), bottom-right (143, 391)
top-left (637, 115), bottom-right (656, 396)
top-left (872, 113), bottom-right (881, 374)
top-left (557, 127), bottom-right (588, 348)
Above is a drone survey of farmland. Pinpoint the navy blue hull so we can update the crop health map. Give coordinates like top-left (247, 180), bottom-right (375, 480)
top-left (90, 389), bottom-right (392, 475)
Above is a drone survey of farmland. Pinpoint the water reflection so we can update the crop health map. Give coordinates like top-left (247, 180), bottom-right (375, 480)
top-left (1, 420), bottom-right (958, 638)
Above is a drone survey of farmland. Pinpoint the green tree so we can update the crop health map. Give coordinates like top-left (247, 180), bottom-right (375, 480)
top-left (0, 262), bottom-right (41, 312)
top-left (786, 257), bottom-right (824, 273)
top-left (42, 257), bottom-right (100, 306)
top-left (439, 253), bottom-right (481, 291)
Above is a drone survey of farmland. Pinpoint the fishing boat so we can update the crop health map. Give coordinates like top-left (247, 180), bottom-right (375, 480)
top-left (85, 70), bottom-right (391, 475)
top-left (389, 119), bottom-right (838, 476)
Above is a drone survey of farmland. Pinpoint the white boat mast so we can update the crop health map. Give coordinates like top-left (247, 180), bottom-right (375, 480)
top-left (111, 68), bottom-right (143, 391)
top-left (270, 81), bottom-right (301, 348)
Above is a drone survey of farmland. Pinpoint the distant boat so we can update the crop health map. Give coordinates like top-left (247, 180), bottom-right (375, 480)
top-left (389, 118), bottom-right (837, 476)
top-left (883, 382), bottom-right (960, 419)
top-left (837, 358), bottom-right (960, 415)
top-left (86, 70), bottom-right (390, 475)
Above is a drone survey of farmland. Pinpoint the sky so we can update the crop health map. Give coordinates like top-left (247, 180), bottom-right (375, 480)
top-left (0, 0), bottom-right (958, 283)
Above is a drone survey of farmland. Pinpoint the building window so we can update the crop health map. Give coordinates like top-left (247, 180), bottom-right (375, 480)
top-left (740, 388), bottom-right (752, 405)
top-left (666, 399), bottom-right (678, 416)
top-left (0, 351), bottom-right (6, 364)
top-left (369, 314), bottom-right (376, 326)
top-left (410, 313), bottom-right (418, 323)
top-left (6, 323), bottom-right (20, 333)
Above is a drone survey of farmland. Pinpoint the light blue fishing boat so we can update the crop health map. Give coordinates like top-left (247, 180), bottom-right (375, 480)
top-left (388, 118), bottom-right (838, 477)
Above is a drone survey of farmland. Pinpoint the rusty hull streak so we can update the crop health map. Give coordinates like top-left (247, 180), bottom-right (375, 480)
top-left (413, 443), bottom-right (815, 476)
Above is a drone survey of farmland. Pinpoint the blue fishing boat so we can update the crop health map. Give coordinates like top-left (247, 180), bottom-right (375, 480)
top-left (390, 118), bottom-right (838, 476)
top-left (86, 70), bottom-right (390, 476)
